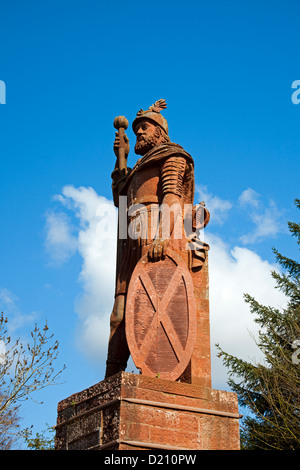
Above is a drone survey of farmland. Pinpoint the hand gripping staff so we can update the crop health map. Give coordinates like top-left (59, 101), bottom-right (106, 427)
top-left (113, 115), bottom-right (129, 174)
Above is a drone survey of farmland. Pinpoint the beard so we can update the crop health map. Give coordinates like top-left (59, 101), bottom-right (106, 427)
top-left (134, 134), bottom-right (159, 156)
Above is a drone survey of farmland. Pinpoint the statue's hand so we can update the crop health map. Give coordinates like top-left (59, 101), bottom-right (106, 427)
top-left (148, 239), bottom-right (169, 262)
top-left (111, 167), bottom-right (127, 185)
top-left (113, 132), bottom-right (130, 159)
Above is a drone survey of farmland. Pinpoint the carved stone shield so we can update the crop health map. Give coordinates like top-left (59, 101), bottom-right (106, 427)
top-left (125, 249), bottom-right (196, 380)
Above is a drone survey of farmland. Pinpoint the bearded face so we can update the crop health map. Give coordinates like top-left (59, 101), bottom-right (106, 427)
top-left (134, 132), bottom-right (160, 155)
top-left (134, 120), bottom-right (162, 156)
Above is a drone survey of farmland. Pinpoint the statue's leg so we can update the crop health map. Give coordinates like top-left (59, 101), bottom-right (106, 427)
top-left (105, 293), bottom-right (130, 378)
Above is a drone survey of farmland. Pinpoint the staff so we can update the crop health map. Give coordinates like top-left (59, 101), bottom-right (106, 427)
top-left (113, 115), bottom-right (129, 174)
top-left (113, 115), bottom-right (129, 291)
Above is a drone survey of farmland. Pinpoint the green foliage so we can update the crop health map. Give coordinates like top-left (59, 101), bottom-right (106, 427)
top-left (0, 317), bottom-right (65, 449)
top-left (217, 199), bottom-right (300, 450)
top-left (21, 424), bottom-right (55, 450)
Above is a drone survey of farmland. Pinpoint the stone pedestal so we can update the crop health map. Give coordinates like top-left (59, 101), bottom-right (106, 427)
top-left (55, 372), bottom-right (240, 450)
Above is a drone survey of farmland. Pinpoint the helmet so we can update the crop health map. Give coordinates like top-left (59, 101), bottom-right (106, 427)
top-left (132, 99), bottom-right (168, 135)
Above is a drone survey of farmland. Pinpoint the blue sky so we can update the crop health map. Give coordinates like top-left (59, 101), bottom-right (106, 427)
top-left (0, 0), bottom-right (299, 445)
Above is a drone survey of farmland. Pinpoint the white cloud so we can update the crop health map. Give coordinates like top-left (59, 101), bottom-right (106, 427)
top-left (195, 184), bottom-right (233, 225)
top-left (196, 185), bottom-right (285, 245)
top-left (46, 185), bottom-right (118, 361)
top-left (45, 211), bottom-right (78, 264)
top-left (238, 189), bottom-right (285, 244)
top-left (208, 234), bottom-right (287, 389)
top-left (238, 188), bottom-right (260, 208)
top-left (45, 185), bottom-right (288, 391)
top-left (0, 287), bottom-right (17, 307)
top-left (0, 288), bottom-right (37, 333)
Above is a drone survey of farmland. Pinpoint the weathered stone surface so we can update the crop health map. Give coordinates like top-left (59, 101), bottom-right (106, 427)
top-left (126, 249), bottom-right (197, 380)
top-left (55, 101), bottom-right (240, 451)
top-left (105, 100), bottom-right (211, 383)
top-left (55, 372), bottom-right (240, 450)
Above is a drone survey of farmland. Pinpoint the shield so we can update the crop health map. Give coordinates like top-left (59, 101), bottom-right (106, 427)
top-left (125, 249), bottom-right (196, 380)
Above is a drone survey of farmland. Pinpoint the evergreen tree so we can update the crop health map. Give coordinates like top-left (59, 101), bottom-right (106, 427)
top-left (217, 199), bottom-right (300, 450)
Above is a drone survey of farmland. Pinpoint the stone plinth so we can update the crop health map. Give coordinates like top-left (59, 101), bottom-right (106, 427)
top-left (55, 372), bottom-right (240, 450)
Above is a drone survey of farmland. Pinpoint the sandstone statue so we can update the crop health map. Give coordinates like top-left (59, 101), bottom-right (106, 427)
top-left (105, 100), bottom-right (209, 380)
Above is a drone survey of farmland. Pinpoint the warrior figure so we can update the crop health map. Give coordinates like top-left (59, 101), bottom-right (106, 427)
top-left (105, 100), bottom-right (209, 378)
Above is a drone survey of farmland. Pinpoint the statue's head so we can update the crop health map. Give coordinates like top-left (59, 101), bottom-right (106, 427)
top-left (132, 99), bottom-right (170, 155)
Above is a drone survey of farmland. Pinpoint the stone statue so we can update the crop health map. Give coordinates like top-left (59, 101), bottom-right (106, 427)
top-left (105, 100), bottom-right (209, 379)
top-left (55, 101), bottom-right (240, 452)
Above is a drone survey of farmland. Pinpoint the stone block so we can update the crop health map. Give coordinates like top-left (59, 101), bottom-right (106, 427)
top-left (55, 372), bottom-right (240, 450)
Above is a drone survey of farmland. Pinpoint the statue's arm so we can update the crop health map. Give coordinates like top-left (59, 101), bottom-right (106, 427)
top-left (111, 131), bottom-right (130, 207)
top-left (111, 166), bottom-right (131, 207)
top-left (148, 155), bottom-right (186, 261)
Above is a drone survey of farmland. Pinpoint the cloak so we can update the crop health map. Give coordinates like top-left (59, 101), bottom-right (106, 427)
top-left (112, 142), bottom-right (195, 207)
